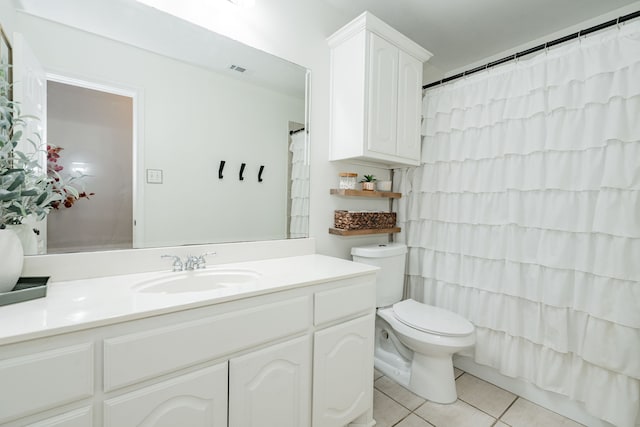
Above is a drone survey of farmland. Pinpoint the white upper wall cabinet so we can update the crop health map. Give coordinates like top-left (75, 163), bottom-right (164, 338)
top-left (328, 12), bottom-right (432, 168)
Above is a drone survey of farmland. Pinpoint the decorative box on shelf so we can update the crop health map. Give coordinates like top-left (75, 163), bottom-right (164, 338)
top-left (0, 277), bottom-right (49, 306)
top-left (334, 210), bottom-right (397, 230)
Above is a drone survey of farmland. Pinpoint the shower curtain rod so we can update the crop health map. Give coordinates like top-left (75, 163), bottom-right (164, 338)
top-left (289, 127), bottom-right (305, 135)
top-left (422, 9), bottom-right (640, 90)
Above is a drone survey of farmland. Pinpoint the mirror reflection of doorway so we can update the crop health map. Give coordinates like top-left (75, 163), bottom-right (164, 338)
top-left (46, 80), bottom-right (133, 253)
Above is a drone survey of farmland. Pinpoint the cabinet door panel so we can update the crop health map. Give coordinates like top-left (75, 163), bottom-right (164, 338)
top-left (104, 363), bottom-right (227, 427)
top-left (229, 336), bottom-right (311, 427)
top-left (367, 33), bottom-right (398, 156)
top-left (313, 314), bottom-right (375, 427)
top-left (0, 344), bottom-right (93, 424)
top-left (26, 407), bottom-right (93, 427)
top-left (396, 50), bottom-right (423, 161)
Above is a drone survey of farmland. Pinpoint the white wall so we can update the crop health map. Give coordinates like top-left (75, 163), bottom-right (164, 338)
top-left (0, 4), bottom-right (17, 43)
top-left (14, 13), bottom-right (305, 248)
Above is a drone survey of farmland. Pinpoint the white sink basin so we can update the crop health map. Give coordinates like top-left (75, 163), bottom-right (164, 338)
top-left (133, 269), bottom-right (261, 294)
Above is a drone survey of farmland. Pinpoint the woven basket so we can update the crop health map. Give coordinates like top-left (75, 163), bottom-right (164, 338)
top-left (334, 210), bottom-right (397, 230)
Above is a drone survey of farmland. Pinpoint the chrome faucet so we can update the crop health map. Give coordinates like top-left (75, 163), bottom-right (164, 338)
top-left (161, 255), bottom-right (184, 272)
top-left (161, 252), bottom-right (217, 271)
top-left (184, 255), bottom-right (199, 271)
top-left (195, 252), bottom-right (216, 269)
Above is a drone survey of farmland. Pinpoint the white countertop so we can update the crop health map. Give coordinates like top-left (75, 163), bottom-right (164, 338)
top-left (0, 254), bottom-right (378, 346)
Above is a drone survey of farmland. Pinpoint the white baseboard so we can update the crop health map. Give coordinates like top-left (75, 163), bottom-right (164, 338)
top-left (453, 356), bottom-right (614, 427)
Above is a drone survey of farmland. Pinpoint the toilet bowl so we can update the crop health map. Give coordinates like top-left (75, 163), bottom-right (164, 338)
top-left (351, 243), bottom-right (475, 404)
top-left (376, 299), bottom-right (474, 403)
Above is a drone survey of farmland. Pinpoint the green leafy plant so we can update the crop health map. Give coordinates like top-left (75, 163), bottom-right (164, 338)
top-left (360, 174), bottom-right (376, 182)
top-left (0, 64), bottom-right (65, 229)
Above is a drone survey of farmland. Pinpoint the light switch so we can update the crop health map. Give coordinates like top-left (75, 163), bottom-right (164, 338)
top-left (146, 169), bottom-right (163, 184)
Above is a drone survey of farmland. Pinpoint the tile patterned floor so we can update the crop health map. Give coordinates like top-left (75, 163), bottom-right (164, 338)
top-left (373, 368), bottom-right (585, 427)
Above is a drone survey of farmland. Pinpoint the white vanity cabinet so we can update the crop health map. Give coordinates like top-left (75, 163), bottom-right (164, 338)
top-left (328, 12), bottom-right (432, 168)
top-left (0, 270), bottom-right (376, 427)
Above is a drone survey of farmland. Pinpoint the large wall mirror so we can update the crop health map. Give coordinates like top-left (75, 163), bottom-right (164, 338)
top-left (8, 0), bottom-right (310, 255)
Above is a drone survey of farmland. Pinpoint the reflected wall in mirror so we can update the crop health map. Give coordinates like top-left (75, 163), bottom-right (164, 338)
top-left (8, 0), bottom-right (310, 254)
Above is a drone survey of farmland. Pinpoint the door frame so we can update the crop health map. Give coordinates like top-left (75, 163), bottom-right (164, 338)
top-left (45, 72), bottom-right (145, 248)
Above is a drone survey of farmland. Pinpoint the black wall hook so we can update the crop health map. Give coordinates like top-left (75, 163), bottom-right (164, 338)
top-left (218, 160), bottom-right (225, 179)
top-left (258, 165), bottom-right (265, 182)
top-left (239, 163), bottom-right (246, 181)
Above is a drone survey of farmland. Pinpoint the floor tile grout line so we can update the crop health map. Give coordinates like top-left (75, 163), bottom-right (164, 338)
top-left (454, 371), bottom-right (519, 422)
top-left (456, 394), bottom-right (501, 421)
top-left (410, 407), bottom-right (436, 427)
top-left (391, 412), bottom-right (421, 427)
top-left (496, 396), bottom-right (519, 423)
top-left (374, 383), bottom-right (424, 413)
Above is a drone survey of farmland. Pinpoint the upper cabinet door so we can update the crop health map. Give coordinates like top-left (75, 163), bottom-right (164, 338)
top-left (328, 12), bottom-right (432, 168)
top-left (367, 33), bottom-right (398, 156)
top-left (396, 50), bottom-right (423, 160)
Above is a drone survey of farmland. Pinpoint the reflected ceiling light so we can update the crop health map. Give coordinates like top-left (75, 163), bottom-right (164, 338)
top-left (70, 162), bottom-right (91, 176)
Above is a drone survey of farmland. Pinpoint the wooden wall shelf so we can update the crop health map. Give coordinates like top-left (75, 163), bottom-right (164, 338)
top-left (330, 189), bottom-right (401, 199)
top-left (328, 227), bottom-right (401, 236)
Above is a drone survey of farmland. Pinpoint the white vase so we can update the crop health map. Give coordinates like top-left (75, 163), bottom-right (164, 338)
top-left (0, 228), bottom-right (24, 293)
top-left (7, 223), bottom-right (39, 255)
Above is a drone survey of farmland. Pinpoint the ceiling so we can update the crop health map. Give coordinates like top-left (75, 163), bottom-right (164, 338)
top-left (13, 0), bottom-right (640, 88)
top-left (321, 0), bottom-right (640, 76)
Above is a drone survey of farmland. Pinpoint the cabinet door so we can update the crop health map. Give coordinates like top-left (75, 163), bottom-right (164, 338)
top-left (229, 336), bottom-right (311, 427)
top-left (367, 33), bottom-right (398, 156)
top-left (103, 363), bottom-right (227, 427)
top-left (396, 50), bottom-right (423, 161)
top-left (312, 314), bottom-right (375, 427)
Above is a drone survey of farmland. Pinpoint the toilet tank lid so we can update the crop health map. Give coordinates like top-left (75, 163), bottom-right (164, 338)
top-left (351, 243), bottom-right (407, 258)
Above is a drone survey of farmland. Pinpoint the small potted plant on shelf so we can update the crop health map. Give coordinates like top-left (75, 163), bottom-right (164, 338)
top-left (360, 174), bottom-right (376, 191)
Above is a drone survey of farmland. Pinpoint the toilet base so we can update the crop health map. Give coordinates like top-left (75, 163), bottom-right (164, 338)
top-left (409, 352), bottom-right (457, 404)
top-left (374, 341), bottom-right (458, 405)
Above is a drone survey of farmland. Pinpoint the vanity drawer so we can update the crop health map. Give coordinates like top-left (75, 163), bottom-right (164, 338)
top-left (314, 276), bottom-right (376, 326)
top-left (103, 296), bottom-right (311, 391)
top-left (0, 344), bottom-right (94, 424)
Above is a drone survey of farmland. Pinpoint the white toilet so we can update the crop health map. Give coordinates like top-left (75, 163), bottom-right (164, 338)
top-left (352, 243), bottom-right (475, 404)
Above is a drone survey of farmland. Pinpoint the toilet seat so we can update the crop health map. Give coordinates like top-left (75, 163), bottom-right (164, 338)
top-left (392, 299), bottom-right (473, 337)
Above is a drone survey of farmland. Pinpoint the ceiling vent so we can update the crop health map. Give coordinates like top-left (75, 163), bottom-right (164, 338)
top-left (229, 65), bottom-right (247, 73)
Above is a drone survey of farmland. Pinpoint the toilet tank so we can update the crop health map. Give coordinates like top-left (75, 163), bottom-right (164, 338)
top-left (351, 243), bottom-right (407, 307)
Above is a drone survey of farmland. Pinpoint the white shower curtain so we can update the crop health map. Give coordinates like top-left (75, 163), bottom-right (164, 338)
top-left (289, 131), bottom-right (309, 238)
top-left (395, 20), bottom-right (640, 427)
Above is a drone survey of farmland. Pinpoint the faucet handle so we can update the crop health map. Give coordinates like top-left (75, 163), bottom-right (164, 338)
top-left (161, 255), bottom-right (184, 272)
top-left (196, 252), bottom-right (217, 269)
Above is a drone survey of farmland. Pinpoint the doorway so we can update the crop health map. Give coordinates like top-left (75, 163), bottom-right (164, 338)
top-left (46, 80), bottom-right (134, 253)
